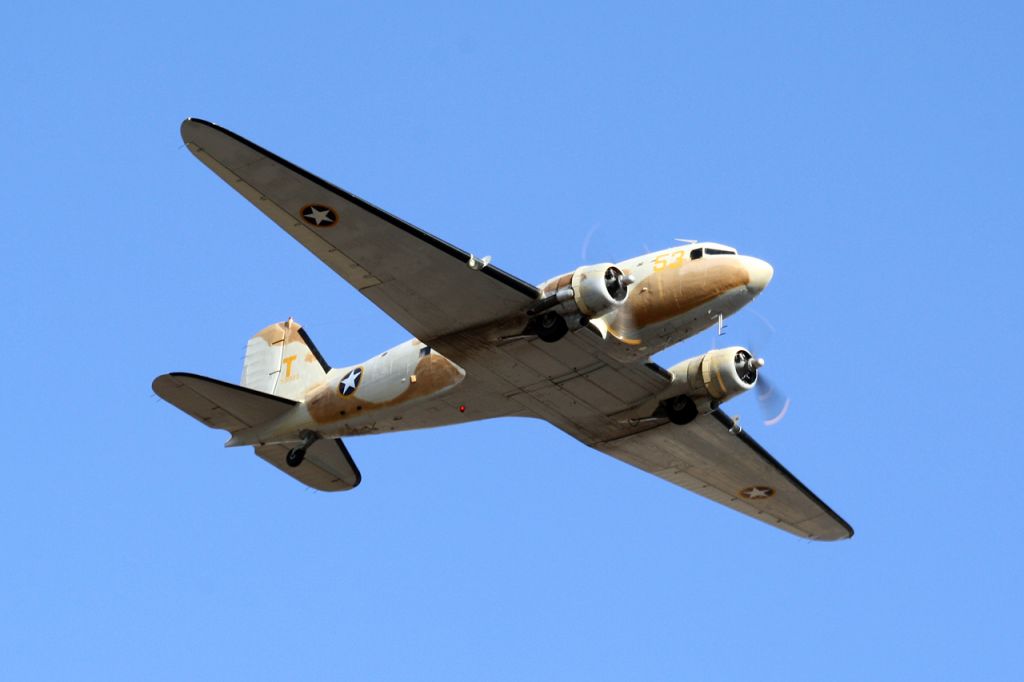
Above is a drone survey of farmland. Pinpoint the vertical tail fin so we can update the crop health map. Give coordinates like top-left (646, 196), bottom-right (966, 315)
top-left (242, 319), bottom-right (331, 401)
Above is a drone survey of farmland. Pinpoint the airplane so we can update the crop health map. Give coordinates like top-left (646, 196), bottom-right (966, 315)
top-left (152, 118), bottom-right (852, 541)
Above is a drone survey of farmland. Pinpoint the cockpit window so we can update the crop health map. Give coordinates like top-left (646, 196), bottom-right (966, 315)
top-left (691, 247), bottom-right (738, 260)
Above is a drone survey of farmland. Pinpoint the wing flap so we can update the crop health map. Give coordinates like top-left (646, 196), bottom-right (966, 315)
top-left (597, 410), bottom-right (852, 541)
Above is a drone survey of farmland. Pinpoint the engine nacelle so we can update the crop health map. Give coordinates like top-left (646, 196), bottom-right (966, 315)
top-left (664, 346), bottom-right (762, 406)
top-left (526, 263), bottom-right (632, 342)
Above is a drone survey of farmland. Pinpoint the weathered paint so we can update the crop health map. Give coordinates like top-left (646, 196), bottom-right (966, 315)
top-left (222, 245), bottom-right (769, 446)
top-left (624, 257), bottom-right (749, 329)
top-left (305, 349), bottom-right (465, 424)
top-left (536, 247), bottom-right (757, 360)
top-left (242, 319), bottom-right (327, 398)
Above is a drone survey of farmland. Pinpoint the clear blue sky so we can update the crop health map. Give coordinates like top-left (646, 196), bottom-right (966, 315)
top-left (2, 2), bottom-right (1022, 679)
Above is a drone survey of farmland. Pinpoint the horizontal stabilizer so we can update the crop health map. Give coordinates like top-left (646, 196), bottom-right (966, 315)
top-left (153, 372), bottom-right (360, 492)
top-left (152, 372), bottom-right (296, 432)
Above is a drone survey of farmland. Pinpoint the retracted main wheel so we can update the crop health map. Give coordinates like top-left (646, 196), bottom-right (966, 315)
top-left (665, 395), bottom-right (699, 425)
top-left (536, 312), bottom-right (568, 343)
top-left (286, 448), bottom-right (306, 467)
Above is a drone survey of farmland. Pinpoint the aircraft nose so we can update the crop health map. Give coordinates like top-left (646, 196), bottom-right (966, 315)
top-left (740, 256), bottom-right (774, 295)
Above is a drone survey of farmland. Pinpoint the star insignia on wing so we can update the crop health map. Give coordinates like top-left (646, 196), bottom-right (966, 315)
top-left (739, 486), bottom-right (775, 500)
top-left (339, 367), bottom-right (363, 396)
top-left (301, 204), bottom-right (338, 227)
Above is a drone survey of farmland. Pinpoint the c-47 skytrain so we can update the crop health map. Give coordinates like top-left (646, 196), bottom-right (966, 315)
top-left (153, 119), bottom-right (852, 541)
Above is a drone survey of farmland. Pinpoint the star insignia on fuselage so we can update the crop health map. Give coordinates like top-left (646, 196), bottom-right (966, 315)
top-left (339, 367), bottom-right (363, 396)
top-left (739, 486), bottom-right (775, 500)
top-left (301, 204), bottom-right (338, 227)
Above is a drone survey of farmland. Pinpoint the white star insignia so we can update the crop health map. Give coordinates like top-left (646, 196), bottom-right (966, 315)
top-left (740, 486), bottom-right (774, 500)
top-left (301, 204), bottom-right (338, 227)
top-left (340, 368), bottom-right (362, 395)
top-left (304, 206), bottom-right (333, 225)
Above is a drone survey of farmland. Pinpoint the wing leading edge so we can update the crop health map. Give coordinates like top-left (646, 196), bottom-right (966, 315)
top-left (595, 410), bottom-right (852, 540)
top-left (180, 118), bottom-right (538, 342)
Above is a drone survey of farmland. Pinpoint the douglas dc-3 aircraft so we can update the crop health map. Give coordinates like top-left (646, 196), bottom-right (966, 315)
top-left (153, 118), bottom-right (852, 541)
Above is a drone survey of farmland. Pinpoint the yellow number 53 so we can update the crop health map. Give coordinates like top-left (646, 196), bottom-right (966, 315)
top-left (653, 250), bottom-right (686, 272)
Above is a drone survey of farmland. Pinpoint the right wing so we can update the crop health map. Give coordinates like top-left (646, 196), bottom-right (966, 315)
top-left (596, 410), bottom-right (853, 541)
top-left (181, 118), bottom-right (538, 342)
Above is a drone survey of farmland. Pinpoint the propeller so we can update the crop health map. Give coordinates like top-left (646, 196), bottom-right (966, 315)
top-left (592, 267), bottom-right (644, 346)
top-left (755, 374), bottom-right (791, 426)
top-left (577, 226), bottom-right (651, 345)
top-left (736, 311), bottom-right (792, 427)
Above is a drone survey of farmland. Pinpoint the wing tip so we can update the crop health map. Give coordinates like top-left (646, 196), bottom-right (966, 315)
top-left (180, 117), bottom-right (221, 145)
top-left (710, 410), bottom-right (855, 542)
top-left (808, 519), bottom-right (855, 541)
top-left (818, 528), bottom-right (855, 542)
top-left (152, 372), bottom-right (184, 397)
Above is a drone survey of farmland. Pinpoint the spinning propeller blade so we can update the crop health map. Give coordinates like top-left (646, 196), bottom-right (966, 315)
top-left (756, 375), bottom-right (791, 426)
top-left (744, 312), bottom-right (791, 427)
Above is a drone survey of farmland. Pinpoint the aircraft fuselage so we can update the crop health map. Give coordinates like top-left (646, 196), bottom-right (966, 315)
top-left (227, 244), bottom-right (772, 447)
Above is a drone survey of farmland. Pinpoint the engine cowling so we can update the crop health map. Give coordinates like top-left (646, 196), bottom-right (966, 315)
top-left (531, 263), bottom-right (631, 319)
top-left (571, 263), bottom-right (630, 316)
top-left (664, 346), bottom-right (763, 405)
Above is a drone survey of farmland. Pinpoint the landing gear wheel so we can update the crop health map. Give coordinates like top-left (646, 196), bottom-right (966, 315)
top-left (536, 312), bottom-right (568, 343)
top-left (665, 395), bottom-right (699, 425)
top-left (286, 448), bottom-right (306, 468)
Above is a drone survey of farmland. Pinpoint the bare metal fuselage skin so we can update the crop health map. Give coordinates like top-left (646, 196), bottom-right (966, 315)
top-left (229, 244), bottom-right (773, 448)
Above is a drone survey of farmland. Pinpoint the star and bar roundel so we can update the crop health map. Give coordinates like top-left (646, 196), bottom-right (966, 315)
top-left (339, 367), bottom-right (363, 396)
top-left (301, 203), bottom-right (338, 227)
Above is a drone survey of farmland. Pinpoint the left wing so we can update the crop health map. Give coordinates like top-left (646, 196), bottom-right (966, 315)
top-left (595, 410), bottom-right (853, 540)
top-left (181, 118), bottom-right (538, 342)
